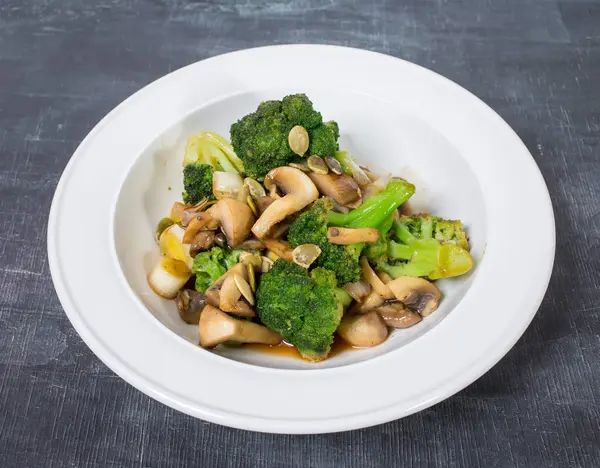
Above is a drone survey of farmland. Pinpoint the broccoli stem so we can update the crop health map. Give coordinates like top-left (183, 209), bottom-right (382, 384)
top-left (387, 241), bottom-right (413, 260)
top-left (328, 180), bottom-right (415, 228)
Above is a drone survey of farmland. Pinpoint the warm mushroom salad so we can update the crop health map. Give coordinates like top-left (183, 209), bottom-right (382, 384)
top-left (147, 94), bottom-right (474, 362)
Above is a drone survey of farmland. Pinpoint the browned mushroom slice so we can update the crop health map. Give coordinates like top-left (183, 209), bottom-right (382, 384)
top-left (360, 256), bottom-right (394, 299)
top-left (374, 302), bottom-right (422, 328)
top-left (349, 290), bottom-right (384, 314)
top-left (308, 172), bottom-right (362, 208)
top-left (236, 238), bottom-right (265, 251)
top-left (204, 263), bottom-right (247, 307)
top-left (199, 305), bottom-right (282, 347)
top-left (328, 227), bottom-right (380, 245)
top-left (183, 211), bottom-right (218, 244)
top-left (337, 311), bottom-right (388, 347)
top-left (387, 276), bottom-right (441, 317)
top-left (255, 196), bottom-right (276, 214)
top-left (212, 198), bottom-right (256, 248)
top-left (189, 231), bottom-right (216, 256)
top-left (252, 167), bottom-right (319, 238)
top-left (176, 289), bottom-right (207, 324)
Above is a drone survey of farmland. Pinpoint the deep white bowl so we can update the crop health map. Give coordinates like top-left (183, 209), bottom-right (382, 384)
top-left (48, 45), bottom-right (555, 433)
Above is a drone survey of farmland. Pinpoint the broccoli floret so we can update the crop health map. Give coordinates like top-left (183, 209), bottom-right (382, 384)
top-left (308, 122), bottom-right (338, 158)
top-left (182, 162), bottom-right (214, 205)
top-left (376, 214), bottom-right (473, 280)
top-left (281, 94), bottom-right (323, 128)
top-left (256, 260), bottom-right (345, 361)
top-left (182, 131), bottom-right (243, 203)
top-left (288, 198), bottom-right (361, 285)
top-left (230, 100), bottom-right (294, 178)
top-left (230, 94), bottom-right (339, 178)
top-left (327, 179), bottom-right (416, 229)
top-left (191, 246), bottom-right (241, 292)
top-left (364, 215), bottom-right (394, 264)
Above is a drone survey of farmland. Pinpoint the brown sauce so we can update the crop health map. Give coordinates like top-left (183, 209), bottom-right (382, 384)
top-left (244, 336), bottom-right (360, 360)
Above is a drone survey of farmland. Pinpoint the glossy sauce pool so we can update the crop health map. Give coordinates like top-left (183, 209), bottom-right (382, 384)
top-left (244, 337), bottom-right (361, 359)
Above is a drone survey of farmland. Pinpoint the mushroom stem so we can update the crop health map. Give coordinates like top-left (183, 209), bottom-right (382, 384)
top-left (360, 256), bottom-right (394, 299)
top-left (327, 227), bottom-right (379, 244)
top-left (252, 167), bottom-right (319, 238)
top-left (199, 305), bottom-right (282, 347)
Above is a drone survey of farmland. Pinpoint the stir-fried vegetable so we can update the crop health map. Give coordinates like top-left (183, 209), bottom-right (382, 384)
top-left (146, 93), bottom-right (475, 363)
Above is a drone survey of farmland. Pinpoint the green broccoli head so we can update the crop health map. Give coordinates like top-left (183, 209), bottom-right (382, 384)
top-left (281, 94), bottom-right (323, 129)
top-left (256, 260), bottom-right (342, 361)
top-left (182, 162), bottom-right (214, 205)
top-left (191, 246), bottom-right (241, 292)
top-left (288, 197), bottom-right (361, 285)
top-left (308, 122), bottom-right (339, 158)
top-left (230, 100), bottom-right (294, 178)
top-left (230, 94), bottom-right (339, 178)
top-left (377, 214), bottom-right (473, 280)
top-left (398, 214), bottom-right (470, 250)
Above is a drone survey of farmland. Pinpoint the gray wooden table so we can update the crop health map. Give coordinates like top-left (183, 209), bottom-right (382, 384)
top-left (1, 1), bottom-right (599, 467)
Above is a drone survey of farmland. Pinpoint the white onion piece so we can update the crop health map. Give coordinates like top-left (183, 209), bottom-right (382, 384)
top-left (147, 257), bottom-right (191, 299)
top-left (212, 171), bottom-right (244, 199)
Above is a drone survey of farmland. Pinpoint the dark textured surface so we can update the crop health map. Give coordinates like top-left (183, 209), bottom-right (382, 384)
top-left (1, 0), bottom-right (599, 466)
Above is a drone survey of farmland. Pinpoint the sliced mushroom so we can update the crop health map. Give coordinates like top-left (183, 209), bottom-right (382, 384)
top-left (212, 197), bottom-right (255, 248)
top-left (308, 172), bottom-right (362, 208)
top-left (378, 271), bottom-right (393, 284)
top-left (199, 305), bottom-right (282, 347)
top-left (205, 263), bottom-right (246, 306)
top-left (237, 238), bottom-right (265, 251)
top-left (387, 276), bottom-right (441, 317)
top-left (270, 220), bottom-right (292, 239)
top-left (147, 257), bottom-right (191, 299)
top-left (344, 280), bottom-right (372, 301)
top-left (328, 227), bottom-right (380, 245)
top-left (360, 257), bottom-right (394, 299)
top-left (215, 270), bottom-right (255, 318)
top-left (255, 195), bottom-right (275, 214)
top-left (183, 211), bottom-right (219, 244)
top-left (337, 311), bottom-right (388, 347)
top-left (176, 289), bottom-right (207, 324)
top-left (252, 167), bottom-right (319, 238)
top-left (213, 231), bottom-right (227, 247)
top-left (189, 231), bottom-right (216, 256)
top-left (374, 302), bottom-right (422, 328)
top-left (262, 238), bottom-right (294, 262)
top-left (171, 199), bottom-right (213, 227)
top-left (350, 290), bottom-right (384, 313)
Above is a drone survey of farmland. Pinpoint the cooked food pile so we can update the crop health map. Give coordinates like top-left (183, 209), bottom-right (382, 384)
top-left (147, 94), bottom-right (474, 362)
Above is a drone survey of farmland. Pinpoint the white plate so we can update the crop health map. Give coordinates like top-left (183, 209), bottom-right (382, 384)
top-left (48, 45), bottom-right (555, 434)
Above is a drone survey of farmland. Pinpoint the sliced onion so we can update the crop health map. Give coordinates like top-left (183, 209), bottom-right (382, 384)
top-left (212, 171), bottom-right (244, 199)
